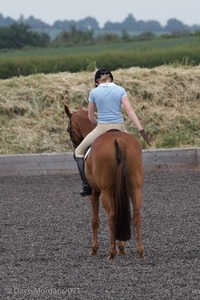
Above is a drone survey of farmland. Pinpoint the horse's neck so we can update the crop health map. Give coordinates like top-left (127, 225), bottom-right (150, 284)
top-left (76, 113), bottom-right (96, 138)
top-left (81, 121), bottom-right (96, 138)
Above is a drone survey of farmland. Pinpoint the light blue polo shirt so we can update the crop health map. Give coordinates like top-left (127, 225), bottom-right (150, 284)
top-left (89, 82), bottom-right (127, 123)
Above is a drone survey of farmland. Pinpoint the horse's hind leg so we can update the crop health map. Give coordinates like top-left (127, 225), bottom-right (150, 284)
top-left (89, 192), bottom-right (100, 256)
top-left (101, 191), bottom-right (117, 260)
top-left (132, 187), bottom-right (144, 259)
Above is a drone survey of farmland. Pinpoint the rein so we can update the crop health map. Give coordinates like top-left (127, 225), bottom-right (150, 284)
top-left (67, 120), bottom-right (82, 148)
top-left (144, 149), bottom-right (169, 170)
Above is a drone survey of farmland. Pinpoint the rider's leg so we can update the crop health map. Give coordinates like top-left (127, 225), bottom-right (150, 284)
top-left (74, 123), bottom-right (126, 197)
top-left (74, 127), bottom-right (102, 197)
top-left (74, 156), bottom-right (92, 196)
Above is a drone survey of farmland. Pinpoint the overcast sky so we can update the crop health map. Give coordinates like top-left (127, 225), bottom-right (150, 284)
top-left (0, 0), bottom-right (199, 27)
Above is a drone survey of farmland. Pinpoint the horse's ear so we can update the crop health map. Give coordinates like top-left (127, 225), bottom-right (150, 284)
top-left (64, 105), bottom-right (72, 118)
top-left (77, 105), bottom-right (84, 111)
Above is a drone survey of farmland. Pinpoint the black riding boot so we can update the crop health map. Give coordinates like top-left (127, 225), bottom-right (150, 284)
top-left (74, 157), bottom-right (92, 196)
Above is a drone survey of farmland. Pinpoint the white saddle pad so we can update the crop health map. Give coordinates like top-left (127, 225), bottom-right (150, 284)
top-left (84, 147), bottom-right (91, 160)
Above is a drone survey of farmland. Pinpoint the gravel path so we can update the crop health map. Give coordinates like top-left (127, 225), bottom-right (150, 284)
top-left (0, 170), bottom-right (199, 300)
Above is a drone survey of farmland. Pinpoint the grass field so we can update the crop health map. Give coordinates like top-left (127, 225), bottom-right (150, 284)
top-left (0, 35), bottom-right (199, 59)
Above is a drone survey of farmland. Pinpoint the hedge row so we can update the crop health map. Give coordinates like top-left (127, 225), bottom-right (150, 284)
top-left (0, 45), bottom-right (200, 79)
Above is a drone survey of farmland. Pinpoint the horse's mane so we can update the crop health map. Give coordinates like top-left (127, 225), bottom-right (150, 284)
top-left (74, 108), bottom-right (89, 120)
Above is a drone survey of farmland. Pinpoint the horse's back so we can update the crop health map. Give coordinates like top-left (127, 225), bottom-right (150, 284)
top-left (91, 130), bottom-right (142, 164)
top-left (85, 130), bottom-right (143, 189)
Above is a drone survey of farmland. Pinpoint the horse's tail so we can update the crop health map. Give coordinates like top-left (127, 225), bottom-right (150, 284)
top-left (114, 137), bottom-right (131, 241)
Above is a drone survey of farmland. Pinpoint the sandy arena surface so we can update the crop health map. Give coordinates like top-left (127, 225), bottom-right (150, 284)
top-left (0, 170), bottom-right (199, 299)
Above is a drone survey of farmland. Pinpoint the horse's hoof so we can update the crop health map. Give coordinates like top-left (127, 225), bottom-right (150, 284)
top-left (137, 251), bottom-right (145, 259)
top-left (89, 250), bottom-right (98, 256)
top-left (118, 250), bottom-right (126, 255)
top-left (107, 255), bottom-right (113, 260)
top-left (107, 253), bottom-right (116, 260)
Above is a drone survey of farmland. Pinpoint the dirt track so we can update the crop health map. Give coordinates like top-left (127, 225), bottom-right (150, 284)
top-left (0, 170), bottom-right (199, 300)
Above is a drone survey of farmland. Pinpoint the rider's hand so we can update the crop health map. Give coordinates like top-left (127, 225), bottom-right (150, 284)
top-left (139, 129), bottom-right (152, 146)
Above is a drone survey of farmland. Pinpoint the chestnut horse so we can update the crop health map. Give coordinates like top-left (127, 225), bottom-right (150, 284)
top-left (65, 105), bottom-right (144, 259)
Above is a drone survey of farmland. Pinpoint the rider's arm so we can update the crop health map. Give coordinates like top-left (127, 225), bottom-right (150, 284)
top-left (122, 96), bottom-right (143, 131)
top-left (88, 102), bottom-right (98, 125)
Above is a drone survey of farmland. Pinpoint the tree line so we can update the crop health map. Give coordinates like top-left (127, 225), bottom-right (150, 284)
top-left (1, 22), bottom-right (199, 50)
top-left (0, 23), bottom-right (50, 49)
top-left (0, 13), bottom-right (200, 50)
top-left (1, 13), bottom-right (200, 34)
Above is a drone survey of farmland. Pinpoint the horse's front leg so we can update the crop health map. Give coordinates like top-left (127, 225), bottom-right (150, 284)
top-left (118, 241), bottom-right (126, 255)
top-left (89, 192), bottom-right (100, 256)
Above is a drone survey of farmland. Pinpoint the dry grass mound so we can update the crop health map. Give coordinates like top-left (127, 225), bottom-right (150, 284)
top-left (0, 66), bottom-right (200, 154)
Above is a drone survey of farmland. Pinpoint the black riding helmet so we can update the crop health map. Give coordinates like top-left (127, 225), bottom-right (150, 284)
top-left (94, 68), bottom-right (113, 85)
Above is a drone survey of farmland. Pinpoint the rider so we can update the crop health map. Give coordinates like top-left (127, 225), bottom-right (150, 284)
top-left (74, 68), bottom-right (152, 196)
